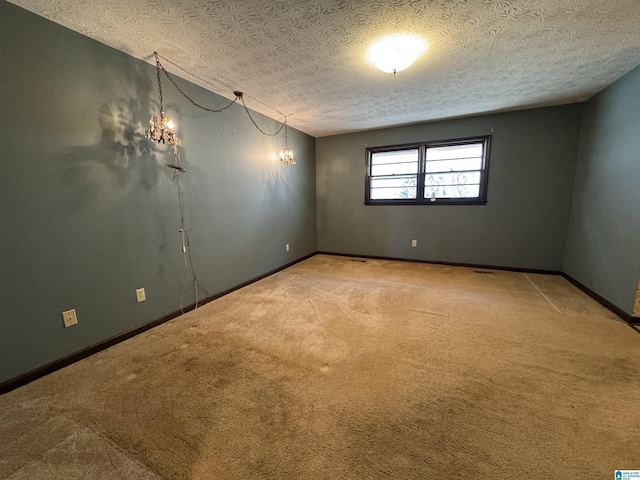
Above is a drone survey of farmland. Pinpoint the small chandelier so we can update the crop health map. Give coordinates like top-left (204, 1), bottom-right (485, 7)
top-left (279, 117), bottom-right (295, 165)
top-left (146, 52), bottom-right (180, 147)
top-left (147, 109), bottom-right (180, 146)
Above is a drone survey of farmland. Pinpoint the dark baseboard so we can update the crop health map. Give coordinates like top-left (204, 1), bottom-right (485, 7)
top-left (318, 251), bottom-right (640, 328)
top-left (3, 250), bottom-right (637, 395)
top-left (316, 251), bottom-right (561, 275)
top-left (0, 252), bottom-right (316, 396)
top-left (0, 310), bottom-right (181, 397)
top-left (561, 273), bottom-right (639, 326)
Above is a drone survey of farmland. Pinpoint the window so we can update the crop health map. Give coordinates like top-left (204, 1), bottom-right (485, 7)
top-left (365, 136), bottom-right (491, 205)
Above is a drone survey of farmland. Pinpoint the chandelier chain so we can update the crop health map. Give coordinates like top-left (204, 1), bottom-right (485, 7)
top-left (284, 117), bottom-right (288, 144)
top-left (151, 52), bottom-right (288, 138)
top-left (154, 52), bottom-right (238, 113)
top-left (238, 95), bottom-right (285, 137)
top-left (155, 53), bottom-right (164, 111)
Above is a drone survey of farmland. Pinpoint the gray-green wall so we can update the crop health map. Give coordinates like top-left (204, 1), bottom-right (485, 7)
top-left (2, 0), bottom-right (637, 387)
top-left (0, 2), bottom-right (316, 384)
top-left (564, 65), bottom-right (640, 317)
top-left (316, 105), bottom-right (583, 271)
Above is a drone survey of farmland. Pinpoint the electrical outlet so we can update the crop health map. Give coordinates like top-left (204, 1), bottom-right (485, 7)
top-left (62, 309), bottom-right (78, 328)
top-left (411, 240), bottom-right (417, 247)
top-left (136, 288), bottom-right (146, 303)
top-left (285, 244), bottom-right (290, 252)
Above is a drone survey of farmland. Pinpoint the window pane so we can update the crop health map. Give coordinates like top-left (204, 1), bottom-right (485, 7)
top-left (425, 157), bottom-right (482, 173)
top-left (371, 187), bottom-right (417, 200)
top-left (371, 149), bottom-right (419, 165)
top-left (425, 184), bottom-right (480, 199)
top-left (371, 176), bottom-right (417, 189)
top-left (426, 143), bottom-right (483, 161)
top-left (371, 162), bottom-right (418, 176)
top-left (425, 172), bottom-right (481, 186)
top-left (425, 142), bottom-right (484, 173)
top-left (371, 150), bottom-right (418, 176)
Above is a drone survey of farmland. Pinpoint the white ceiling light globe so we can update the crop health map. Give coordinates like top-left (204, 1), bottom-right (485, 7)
top-left (368, 34), bottom-right (427, 74)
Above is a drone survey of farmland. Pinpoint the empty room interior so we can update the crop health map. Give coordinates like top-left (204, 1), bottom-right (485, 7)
top-left (1, 0), bottom-right (640, 478)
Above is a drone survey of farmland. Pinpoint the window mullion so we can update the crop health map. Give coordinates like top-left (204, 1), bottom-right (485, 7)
top-left (416, 145), bottom-right (426, 202)
top-left (365, 150), bottom-right (372, 202)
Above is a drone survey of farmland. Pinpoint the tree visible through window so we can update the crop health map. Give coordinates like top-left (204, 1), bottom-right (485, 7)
top-left (365, 136), bottom-right (491, 205)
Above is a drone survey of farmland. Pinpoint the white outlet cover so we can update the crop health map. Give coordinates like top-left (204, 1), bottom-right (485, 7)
top-left (286, 244), bottom-right (290, 252)
top-left (136, 288), bottom-right (146, 303)
top-left (62, 309), bottom-right (78, 328)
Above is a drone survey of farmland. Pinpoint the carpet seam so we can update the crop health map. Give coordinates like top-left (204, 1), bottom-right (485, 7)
top-left (523, 274), bottom-right (562, 314)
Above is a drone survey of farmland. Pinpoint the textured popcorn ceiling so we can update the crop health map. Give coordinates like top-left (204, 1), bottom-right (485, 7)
top-left (9, 0), bottom-right (640, 137)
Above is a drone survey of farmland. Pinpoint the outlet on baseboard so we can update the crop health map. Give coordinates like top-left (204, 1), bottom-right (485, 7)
top-left (62, 309), bottom-right (78, 328)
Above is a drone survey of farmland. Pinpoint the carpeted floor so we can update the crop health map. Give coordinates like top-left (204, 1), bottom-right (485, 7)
top-left (1, 254), bottom-right (639, 479)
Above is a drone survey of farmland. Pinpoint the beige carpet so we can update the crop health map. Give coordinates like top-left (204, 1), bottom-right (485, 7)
top-left (1, 254), bottom-right (639, 479)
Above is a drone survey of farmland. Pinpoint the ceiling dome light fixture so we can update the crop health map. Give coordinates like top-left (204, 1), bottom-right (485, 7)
top-left (367, 34), bottom-right (427, 75)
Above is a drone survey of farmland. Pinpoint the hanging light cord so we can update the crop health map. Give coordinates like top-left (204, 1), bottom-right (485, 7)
top-left (148, 53), bottom-right (294, 311)
top-left (155, 54), bottom-right (165, 111)
top-left (236, 93), bottom-right (285, 137)
top-left (156, 52), bottom-right (286, 119)
top-left (284, 117), bottom-right (289, 145)
top-left (173, 165), bottom-right (209, 313)
top-left (154, 52), bottom-right (238, 113)
top-left (152, 52), bottom-right (287, 136)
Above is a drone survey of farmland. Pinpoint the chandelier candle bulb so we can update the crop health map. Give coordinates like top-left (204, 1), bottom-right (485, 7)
top-left (147, 110), bottom-right (181, 146)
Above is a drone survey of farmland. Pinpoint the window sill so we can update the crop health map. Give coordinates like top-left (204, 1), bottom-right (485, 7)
top-left (364, 199), bottom-right (487, 206)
